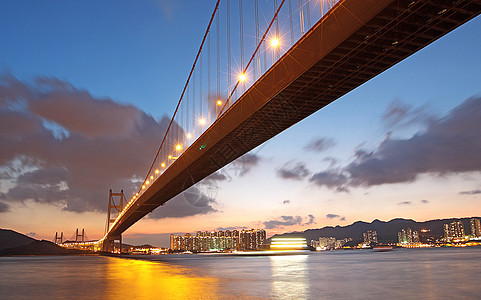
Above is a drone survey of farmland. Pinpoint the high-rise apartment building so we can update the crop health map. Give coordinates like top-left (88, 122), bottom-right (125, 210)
top-left (443, 220), bottom-right (465, 242)
top-left (470, 218), bottom-right (481, 238)
top-left (363, 230), bottom-right (378, 244)
top-left (170, 229), bottom-right (266, 252)
top-left (398, 228), bottom-right (420, 244)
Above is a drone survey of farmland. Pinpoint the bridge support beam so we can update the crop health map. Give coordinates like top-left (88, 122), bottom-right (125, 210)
top-left (103, 235), bottom-right (122, 253)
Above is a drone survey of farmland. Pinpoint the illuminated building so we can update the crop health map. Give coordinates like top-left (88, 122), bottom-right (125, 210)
top-left (319, 237), bottom-right (336, 249)
top-left (398, 228), bottom-right (420, 244)
top-left (470, 218), bottom-right (481, 238)
top-left (170, 229), bottom-right (266, 252)
top-left (443, 220), bottom-right (465, 242)
top-left (363, 230), bottom-right (378, 244)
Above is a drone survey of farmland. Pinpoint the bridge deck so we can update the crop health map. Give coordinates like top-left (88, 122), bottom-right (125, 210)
top-left (108, 0), bottom-right (481, 237)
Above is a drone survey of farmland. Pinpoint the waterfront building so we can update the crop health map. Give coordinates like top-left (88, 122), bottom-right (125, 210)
top-left (316, 237), bottom-right (352, 250)
top-left (319, 237), bottom-right (336, 249)
top-left (363, 230), bottom-right (378, 244)
top-left (398, 228), bottom-right (420, 244)
top-left (470, 218), bottom-right (481, 238)
top-left (170, 229), bottom-right (266, 252)
top-left (443, 220), bottom-right (465, 242)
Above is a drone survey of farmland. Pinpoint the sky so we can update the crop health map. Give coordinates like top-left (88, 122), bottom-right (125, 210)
top-left (1, 1), bottom-right (480, 247)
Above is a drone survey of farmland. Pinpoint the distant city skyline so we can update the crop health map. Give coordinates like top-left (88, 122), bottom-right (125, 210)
top-left (0, 1), bottom-right (480, 247)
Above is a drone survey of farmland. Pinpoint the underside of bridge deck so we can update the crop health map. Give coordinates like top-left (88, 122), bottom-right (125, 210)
top-left (108, 0), bottom-right (481, 237)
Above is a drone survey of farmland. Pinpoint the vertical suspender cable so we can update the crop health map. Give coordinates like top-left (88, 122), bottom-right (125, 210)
top-left (255, 0), bottom-right (259, 79)
top-left (239, 0), bottom-right (244, 69)
top-left (299, 0), bottom-right (304, 35)
top-left (239, 0), bottom-right (244, 96)
top-left (216, 11), bottom-right (220, 105)
top-left (186, 85), bottom-right (189, 141)
top-left (289, 0), bottom-right (294, 45)
top-left (207, 33), bottom-right (210, 123)
top-left (306, 0), bottom-right (311, 29)
top-left (274, 0), bottom-right (280, 59)
top-left (200, 52), bottom-right (203, 124)
top-left (193, 67), bottom-right (196, 137)
top-left (227, 0), bottom-right (231, 110)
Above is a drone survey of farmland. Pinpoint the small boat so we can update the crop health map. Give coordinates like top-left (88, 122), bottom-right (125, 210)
top-left (372, 245), bottom-right (394, 252)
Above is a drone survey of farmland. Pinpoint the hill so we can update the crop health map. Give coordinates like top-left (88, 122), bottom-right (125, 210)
top-left (0, 229), bottom-right (36, 250)
top-left (270, 217), bottom-right (478, 244)
top-left (0, 240), bottom-right (90, 256)
top-left (0, 229), bottom-right (91, 256)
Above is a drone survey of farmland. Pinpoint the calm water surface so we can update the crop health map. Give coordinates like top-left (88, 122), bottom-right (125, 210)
top-left (1, 247), bottom-right (480, 299)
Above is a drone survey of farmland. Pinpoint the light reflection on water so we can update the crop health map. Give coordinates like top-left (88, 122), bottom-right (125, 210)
top-left (0, 256), bottom-right (221, 299)
top-left (269, 255), bottom-right (308, 299)
top-left (103, 257), bottom-right (220, 299)
top-left (1, 247), bottom-right (481, 299)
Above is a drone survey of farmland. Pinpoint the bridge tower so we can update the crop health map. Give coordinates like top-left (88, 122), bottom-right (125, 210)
top-left (75, 228), bottom-right (85, 243)
top-left (103, 189), bottom-right (124, 253)
top-left (54, 232), bottom-right (63, 244)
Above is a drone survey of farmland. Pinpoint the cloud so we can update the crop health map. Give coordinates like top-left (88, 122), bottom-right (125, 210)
top-left (282, 200), bottom-right (290, 205)
top-left (148, 186), bottom-right (217, 219)
top-left (308, 97), bottom-right (481, 191)
top-left (326, 214), bottom-right (346, 221)
top-left (382, 101), bottom-right (433, 129)
top-left (459, 189), bottom-right (481, 195)
top-left (398, 201), bottom-right (411, 205)
top-left (263, 215), bottom-right (303, 229)
top-left (232, 153), bottom-right (261, 176)
top-left (276, 162), bottom-right (310, 180)
top-left (304, 137), bottom-right (336, 152)
top-left (0, 201), bottom-right (9, 213)
top-left (263, 215), bottom-right (317, 229)
top-left (215, 226), bottom-right (248, 231)
top-left (205, 171), bottom-right (229, 182)
top-left (28, 81), bottom-right (141, 139)
top-left (420, 199), bottom-right (429, 203)
top-left (26, 232), bottom-right (37, 237)
top-left (304, 214), bottom-right (315, 225)
top-left (310, 170), bottom-right (349, 192)
top-left (0, 73), bottom-right (216, 219)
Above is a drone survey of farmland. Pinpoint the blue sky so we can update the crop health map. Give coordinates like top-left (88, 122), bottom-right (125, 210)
top-left (1, 1), bottom-right (480, 246)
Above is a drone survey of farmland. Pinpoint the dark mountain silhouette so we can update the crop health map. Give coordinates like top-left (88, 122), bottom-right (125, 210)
top-left (0, 240), bottom-right (90, 256)
top-left (270, 217), bottom-right (478, 244)
top-left (0, 229), bottom-right (91, 256)
top-left (0, 229), bottom-right (36, 250)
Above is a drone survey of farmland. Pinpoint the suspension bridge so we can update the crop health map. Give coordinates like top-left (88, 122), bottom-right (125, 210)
top-left (56, 0), bottom-right (481, 252)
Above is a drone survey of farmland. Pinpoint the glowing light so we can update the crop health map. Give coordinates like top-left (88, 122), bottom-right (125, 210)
top-left (270, 237), bottom-right (308, 250)
top-left (142, 185), bottom-right (146, 189)
top-left (136, 193), bottom-right (139, 196)
top-left (145, 180), bottom-right (150, 185)
top-left (150, 176), bottom-right (154, 180)
top-left (217, 100), bottom-right (222, 106)
top-left (239, 73), bottom-right (246, 82)
top-left (168, 155), bottom-right (172, 159)
top-left (155, 169), bottom-right (159, 174)
top-left (161, 162), bottom-right (166, 168)
top-left (199, 118), bottom-right (206, 125)
top-left (270, 37), bottom-right (279, 47)
top-left (186, 133), bottom-right (192, 139)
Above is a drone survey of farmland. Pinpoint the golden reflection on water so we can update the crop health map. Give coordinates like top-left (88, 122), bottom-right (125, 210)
top-left (269, 255), bottom-right (308, 299)
top-left (103, 257), bottom-right (221, 299)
